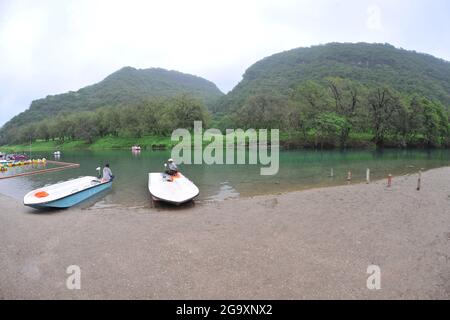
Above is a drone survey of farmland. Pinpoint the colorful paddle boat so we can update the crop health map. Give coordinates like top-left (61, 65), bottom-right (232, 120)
top-left (9, 154), bottom-right (28, 161)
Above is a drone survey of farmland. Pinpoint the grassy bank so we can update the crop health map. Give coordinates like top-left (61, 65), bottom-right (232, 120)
top-left (0, 135), bottom-right (176, 152)
top-left (1, 132), bottom-right (447, 153)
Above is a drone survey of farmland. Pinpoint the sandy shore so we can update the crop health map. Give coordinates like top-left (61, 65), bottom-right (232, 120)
top-left (1, 167), bottom-right (449, 299)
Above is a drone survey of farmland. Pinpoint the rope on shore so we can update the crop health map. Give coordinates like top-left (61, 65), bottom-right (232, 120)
top-left (0, 160), bottom-right (80, 180)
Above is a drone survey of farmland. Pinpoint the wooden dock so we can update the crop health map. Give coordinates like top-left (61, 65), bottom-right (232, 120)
top-left (0, 160), bottom-right (80, 180)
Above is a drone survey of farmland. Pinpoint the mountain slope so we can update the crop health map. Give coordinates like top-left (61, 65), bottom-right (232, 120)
top-left (2, 67), bottom-right (223, 130)
top-left (217, 43), bottom-right (450, 113)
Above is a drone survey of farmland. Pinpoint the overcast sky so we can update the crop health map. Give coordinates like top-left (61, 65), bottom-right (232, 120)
top-left (1, 0), bottom-right (449, 127)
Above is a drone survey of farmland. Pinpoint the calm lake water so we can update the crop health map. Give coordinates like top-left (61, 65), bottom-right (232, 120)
top-left (0, 149), bottom-right (449, 208)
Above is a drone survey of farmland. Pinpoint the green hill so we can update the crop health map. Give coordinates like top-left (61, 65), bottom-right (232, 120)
top-left (2, 43), bottom-right (449, 149)
top-left (2, 67), bottom-right (223, 131)
top-left (213, 43), bottom-right (450, 148)
top-left (216, 43), bottom-right (450, 113)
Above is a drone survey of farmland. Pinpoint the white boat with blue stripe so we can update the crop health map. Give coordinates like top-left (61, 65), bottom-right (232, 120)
top-left (24, 176), bottom-right (112, 209)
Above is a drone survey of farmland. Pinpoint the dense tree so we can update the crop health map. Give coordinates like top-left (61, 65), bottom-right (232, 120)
top-left (315, 113), bottom-right (348, 148)
top-left (289, 80), bottom-right (331, 137)
top-left (237, 95), bottom-right (288, 129)
top-left (169, 94), bottom-right (210, 130)
top-left (367, 87), bottom-right (402, 147)
top-left (421, 99), bottom-right (449, 147)
top-left (394, 95), bottom-right (425, 146)
top-left (326, 77), bottom-right (363, 147)
top-left (37, 122), bottom-right (50, 142)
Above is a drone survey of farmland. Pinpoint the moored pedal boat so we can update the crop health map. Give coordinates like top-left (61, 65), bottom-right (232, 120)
top-left (24, 176), bottom-right (112, 209)
top-left (148, 172), bottom-right (199, 205)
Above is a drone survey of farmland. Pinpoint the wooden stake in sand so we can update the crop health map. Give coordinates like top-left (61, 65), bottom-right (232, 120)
top-left (417, 170), bottom-right (422, 191)
top-left (347, 171), bottom-right (352, 184)
top-left (330, 168), bottom-right (334, 178)
top-left (366, 168), bottom-right (370, 184)
top-left (387, 174), bottom-right (392, 187)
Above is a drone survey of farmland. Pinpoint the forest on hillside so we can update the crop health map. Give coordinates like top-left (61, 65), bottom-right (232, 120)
top-left (216, 43), bottom-right (450, 113)
top-left (0, 67), bottom-right (223, 132)
top-left (1, 43), bottom-right (450, 149)
top-left (3, 79), bottom-right (449, 149)
top-left (215, 78), bottom-right (449, 148)
top-left (1, 95), bottom-right (210, 145)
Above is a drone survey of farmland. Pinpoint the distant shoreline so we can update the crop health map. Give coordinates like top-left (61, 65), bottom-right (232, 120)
top-left (2, 134), bottom-right (450, 153)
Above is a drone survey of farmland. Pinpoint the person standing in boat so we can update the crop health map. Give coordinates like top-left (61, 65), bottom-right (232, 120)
top-left (102, 163), bottom-right (114, 182)
top-left (165, 158), bottom-right (178, 176)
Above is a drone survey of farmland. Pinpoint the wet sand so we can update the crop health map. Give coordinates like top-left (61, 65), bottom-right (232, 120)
top-left (1, 167), bottom-right (449, 299)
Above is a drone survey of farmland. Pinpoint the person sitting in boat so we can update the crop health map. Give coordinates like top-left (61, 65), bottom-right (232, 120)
top-left (102, 163), bottom-right (114, 182)
top-left (165, 158), bottom-right (178, 176)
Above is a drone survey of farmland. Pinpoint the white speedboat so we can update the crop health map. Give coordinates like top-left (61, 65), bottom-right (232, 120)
top-left (24, 176), bottom-right (112, 209)
top-left (148, 172), bottom-right (199, 205)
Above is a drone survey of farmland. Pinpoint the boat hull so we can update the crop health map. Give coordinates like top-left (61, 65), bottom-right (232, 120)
top-left (25, 181), bottom-right (112, 209)
top-left (150, 194), bottom-right (196, 205)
